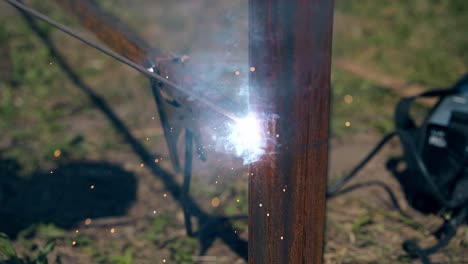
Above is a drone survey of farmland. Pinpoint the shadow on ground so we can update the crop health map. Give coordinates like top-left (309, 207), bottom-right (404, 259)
top-left (0, 157), bottom-right (137, 237)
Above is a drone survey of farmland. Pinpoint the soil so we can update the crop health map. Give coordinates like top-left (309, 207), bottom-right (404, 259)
top-left (1, 1), bottom-right (467, 263)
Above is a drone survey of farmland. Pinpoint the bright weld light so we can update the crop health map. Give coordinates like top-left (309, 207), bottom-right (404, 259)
top-left (226, 113), bottom-right (265, 164)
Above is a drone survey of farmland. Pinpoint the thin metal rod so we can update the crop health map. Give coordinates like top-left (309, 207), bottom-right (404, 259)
top-left (150, 77), bottom-right (182, 171)
top-left (4, 0), bottom-right (240, 122)
top-left (183, 130), bottom-right (195, 236)
top-left (16, 8), bottom-right (248, 258)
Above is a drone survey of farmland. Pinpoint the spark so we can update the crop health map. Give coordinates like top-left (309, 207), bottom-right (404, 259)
top-left (85, 218), bottom-right (92, 225)
top-left (250, 66), bottom-right (256, 72)
top-left (110, 228), bottom-right (115, 234)
top-left (53, 149), bottom-right (61, 158)
top-left (211, 197), bottom-right (221, 207)
top-left (225, 113), bottom-right (266, 164)
top-left (345, 121), bottom-right (351, 127)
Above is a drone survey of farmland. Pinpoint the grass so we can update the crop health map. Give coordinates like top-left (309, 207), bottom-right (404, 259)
top-left (331, 0), bottom-right (468, 139)
top-left (166, 238), bottom-right (197, 264)
top-left (331, 67), bottom-right (398, 137)
top-left (1, 227), bottom-right (59, 264)
top-left (144, 215), bottom-right (172, 244)
top-left (108, 248), bottom-right (134, 264)
top-left (0, 15), bottom-right (92, 175)
top-left (0, 0), bottom-right (467, 263)
top-left (333, 0), bottom-right (467, 87)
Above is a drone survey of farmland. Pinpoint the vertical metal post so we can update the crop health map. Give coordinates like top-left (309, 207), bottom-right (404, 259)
top-left (249, 0), bottom-right (334, 263)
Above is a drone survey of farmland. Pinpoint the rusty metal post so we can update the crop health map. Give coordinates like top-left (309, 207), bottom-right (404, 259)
top-left (249, 0), bottom-right (334, 263)
top-left (53, 0), bottom-right (153, 64)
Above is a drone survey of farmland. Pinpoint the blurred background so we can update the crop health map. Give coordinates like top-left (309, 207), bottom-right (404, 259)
top-left (0, 0), bottom-right (467, 263)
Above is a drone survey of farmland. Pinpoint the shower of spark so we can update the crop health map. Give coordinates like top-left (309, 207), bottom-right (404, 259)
top-left (225, 113), bottom-right (266, 164)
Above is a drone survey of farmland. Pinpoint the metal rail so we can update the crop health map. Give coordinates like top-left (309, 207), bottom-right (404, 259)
top-left (6, 0), bottom-right (240, 122)
top-left (6, 0), bottom-right (248, 260)
top-left (52, 0), bottom-right (241, 120)
top-left (4, 0), bottom-right (245, 174)
top-left (7, 0), bottom-right (335, 262)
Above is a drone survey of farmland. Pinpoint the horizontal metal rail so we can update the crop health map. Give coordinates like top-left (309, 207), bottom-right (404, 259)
top-left (6, 0), bottom-right (248, 259)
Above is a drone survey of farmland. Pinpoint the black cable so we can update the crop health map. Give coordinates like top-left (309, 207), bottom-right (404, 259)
top-left (328, 180), bottom-right (408, 215)
top-left (402, 240), bottom-right (432, 264)
top-left (326, 128), bottom-right (459, 210)
top-left (327, 87), bottom-right (459, 198)
top-left (327, 131), bottom-right (398, 196)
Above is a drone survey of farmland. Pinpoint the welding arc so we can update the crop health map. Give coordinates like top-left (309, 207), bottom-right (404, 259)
top-left (5, 0), bottom-right (240, 122)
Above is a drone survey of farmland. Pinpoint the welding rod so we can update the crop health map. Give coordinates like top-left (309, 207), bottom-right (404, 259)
top-left (5, 0), bottom-right (241, 122)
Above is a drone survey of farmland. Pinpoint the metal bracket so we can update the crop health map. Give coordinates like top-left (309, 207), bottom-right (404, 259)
top-left (146, 58), bottom-right (208, 237)
top-left (147, 59), bottom-right (207, 172)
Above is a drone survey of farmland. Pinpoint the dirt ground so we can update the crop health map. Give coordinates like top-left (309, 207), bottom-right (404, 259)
top-left (1, 0), bottom-right (467, 263)
top-left (327, 136), bottom-right (468, 263)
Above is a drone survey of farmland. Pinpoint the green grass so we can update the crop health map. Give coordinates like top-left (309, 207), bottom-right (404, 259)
top-left (1, 0), bottom-right (467, 262)
top-left (330, 0), bottom-right (468, 138)
top-left (167, 238), bottom-right (197, 264)
top-left (331, 67), bottom-right (398, 137)
top-left (0, 7), bottom-right (111, 175)
top-left (333, 0), bottom-right (467, 87)
top-left (144, 215), bottom-right (172, 244)
top-left (1, 232), bottom-right (57, 264)
top-left (108, 248), bottom-right (134, 264)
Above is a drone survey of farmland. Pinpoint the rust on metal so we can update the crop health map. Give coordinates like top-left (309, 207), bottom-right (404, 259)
top-left (249, 0), bottom-right (334, 263)
top-left (53, 0), bottom-right (153, 64)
